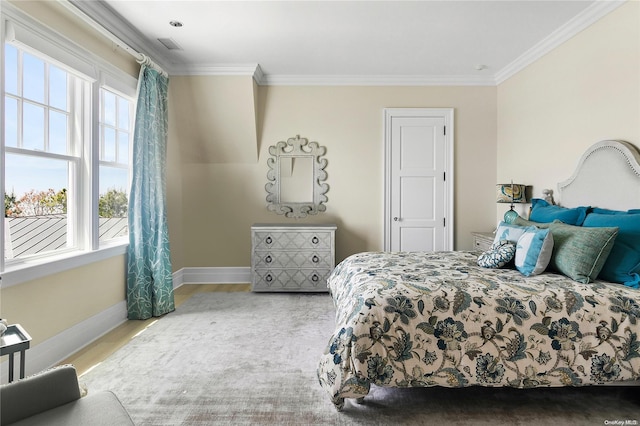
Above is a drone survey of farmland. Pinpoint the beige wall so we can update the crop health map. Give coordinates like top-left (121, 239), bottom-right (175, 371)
top-left (171, 85), bottom-right (497, 267)
top-left (497, 1), bottom-right (640, 221)
top-left (1, 257), bottom-right (127, 346)
top-left (1, 1), bottom-right (138, 347)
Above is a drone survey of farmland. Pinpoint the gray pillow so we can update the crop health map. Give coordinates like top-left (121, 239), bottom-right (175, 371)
top-left (547, 221), bottom-right (618, 283)
top-left (512, 216), bottom-right (551, 228)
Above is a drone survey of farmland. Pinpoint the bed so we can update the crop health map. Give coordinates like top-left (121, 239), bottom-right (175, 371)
top-left (317, 140), bottom-right (640, 410)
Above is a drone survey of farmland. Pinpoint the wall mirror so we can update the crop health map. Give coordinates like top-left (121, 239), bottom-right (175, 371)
top-left (265, 135), bottom-right (329, 218)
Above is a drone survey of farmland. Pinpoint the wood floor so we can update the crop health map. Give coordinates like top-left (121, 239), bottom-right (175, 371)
top-left (59, 284), bottom-right (250, 376)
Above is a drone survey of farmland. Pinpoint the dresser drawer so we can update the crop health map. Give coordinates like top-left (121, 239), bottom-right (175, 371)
top-left (253, 231), bottom-right (332, 250)
top-left (253, 268), bottom-right (331, 292)
top-left (253, 250), bottom-right (333, 269)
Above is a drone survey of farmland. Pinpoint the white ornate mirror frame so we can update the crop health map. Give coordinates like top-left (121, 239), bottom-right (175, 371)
top-left (265, 135), bottom-right (329, 219)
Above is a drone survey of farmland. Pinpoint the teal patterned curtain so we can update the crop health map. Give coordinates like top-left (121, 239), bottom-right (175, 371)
top-left (126, 64), bottom-right (175, 320)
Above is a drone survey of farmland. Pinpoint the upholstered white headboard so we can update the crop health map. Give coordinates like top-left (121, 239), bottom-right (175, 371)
top-left (558, 140), bottom-right (640, 211)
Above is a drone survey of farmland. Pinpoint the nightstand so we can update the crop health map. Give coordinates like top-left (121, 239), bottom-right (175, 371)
top-left (471, 232), bottom-right (495, 252)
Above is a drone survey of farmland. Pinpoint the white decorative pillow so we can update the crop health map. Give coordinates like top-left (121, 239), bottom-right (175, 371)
top-left (493, 222), bottom-right (530, 245)
top-left (478, 240), bottom-right (516, 269)
top-left (515, 228), bottom-right (554, 276)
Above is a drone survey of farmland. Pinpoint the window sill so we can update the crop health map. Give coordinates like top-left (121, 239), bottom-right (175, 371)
top-left (1, 241), bottom-right (128, 288)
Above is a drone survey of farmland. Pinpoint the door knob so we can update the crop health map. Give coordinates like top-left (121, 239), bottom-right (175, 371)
top-left (393, 217), bottom-right (399, 221)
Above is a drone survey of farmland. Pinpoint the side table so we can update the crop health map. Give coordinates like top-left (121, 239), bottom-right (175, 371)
top-left (471, 232), bottom-right (495, 252)
top-left (1, 324), bottom-right (32, 382)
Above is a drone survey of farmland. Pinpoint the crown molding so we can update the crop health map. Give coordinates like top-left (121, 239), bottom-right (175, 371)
top-left (64, 0), bottom-right (171, 72)
top-left (169, 65), bottom-right (495, 86)
top-left (494, 0), bottom-right (626, 84)
top-left (171, 63), bottom-right (264, 79)
top-left (258, 74), bottom-right (496, 86)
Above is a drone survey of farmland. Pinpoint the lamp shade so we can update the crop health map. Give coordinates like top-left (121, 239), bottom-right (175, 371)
top-left (496, 183), bottom-right (526, 204)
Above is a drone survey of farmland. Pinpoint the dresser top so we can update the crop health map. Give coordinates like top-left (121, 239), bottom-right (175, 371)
top-left (252, 223), bottom-right (337, 230)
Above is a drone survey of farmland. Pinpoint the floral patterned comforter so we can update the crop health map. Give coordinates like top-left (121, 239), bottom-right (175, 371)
top-left (317, 251), bottom-right (640, 410)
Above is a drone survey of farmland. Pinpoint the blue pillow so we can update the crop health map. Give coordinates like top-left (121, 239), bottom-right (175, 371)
top-left (492, 222), bottom-right (529, 245)
top-left (582, 213), bottom-right (640, 288)
top-left (592, 207), bottom-right (640, 215)
top-left (529, 198), bottom-right (589, 225)
top-left (515, 228), bottom-right (554, 276)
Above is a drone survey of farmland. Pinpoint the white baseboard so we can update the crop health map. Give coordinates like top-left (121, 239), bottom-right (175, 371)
top-left (0, 267), bottom-right (250, 383)
top-left (176, 266), bottom-right (251, 285)
top-left (0, 300), bottom-right (127, 383)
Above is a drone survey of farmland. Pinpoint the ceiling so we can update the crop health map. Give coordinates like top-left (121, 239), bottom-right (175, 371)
top-left (70, 0), bottom-right (624, 85)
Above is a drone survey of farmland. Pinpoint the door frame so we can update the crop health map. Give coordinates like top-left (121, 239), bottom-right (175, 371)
top-left (383, 108), bottom-right (454, 251)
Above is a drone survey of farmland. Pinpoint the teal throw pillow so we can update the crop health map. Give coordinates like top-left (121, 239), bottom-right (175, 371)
top-left (591, 208), bottom-right (640, 215)
top-left (478, 240), bottom-right (516, 269)
top-left (530, 198), bottom-right (589, 226)
top-left (515, 228), bottom-right (554, 276)
top-left (547, 221), bottom-right (618, 284)
top-left (583, 213), bottom-right (640, 288)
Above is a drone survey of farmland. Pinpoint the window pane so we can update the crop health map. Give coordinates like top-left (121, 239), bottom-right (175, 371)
top-left (4, 153), bottom-right (72, 260)
top-left (117, 131), bottom-right (129, 164)
top-left (103, 127), bottom-right (116, 161)
top-left (5, 44), bottom-right (18, 95)
top-left (23, 103), bottom-right (45, 150)
top-left (5, 154), bottom-right (69, 211)
top-left (49, 66), bottom-right (68, 111)
top-left (103, 90), bottom-right (116, 126)
top-left (118, 97), bottom-right (130, 130)
top-left (49, 110), bottom-right (68, 154)
top-left (5, 97), bottom-right (18, 147)
top-left (99, 166), bottom-right (129, 241)
top-left (23, 53), bottom-right (45, 103)
top-left (99, 89), bottom-right (132, 243)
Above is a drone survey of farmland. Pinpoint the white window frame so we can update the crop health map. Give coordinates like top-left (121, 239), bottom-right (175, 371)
top-left (1, 4), bottom-right (137, 288)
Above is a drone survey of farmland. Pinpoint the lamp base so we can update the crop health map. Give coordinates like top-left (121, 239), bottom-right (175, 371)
top-left (503, 209), bottom-right (519, 224)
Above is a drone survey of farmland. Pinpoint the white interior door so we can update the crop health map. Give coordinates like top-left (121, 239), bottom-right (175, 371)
top-left (384, 108), bottom-right (453, 252)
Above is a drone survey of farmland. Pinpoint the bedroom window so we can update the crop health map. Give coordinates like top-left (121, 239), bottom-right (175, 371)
top-left (1, 7), bottom-right (137, 282)
top-left (3, 44), bottom-right (83, 260)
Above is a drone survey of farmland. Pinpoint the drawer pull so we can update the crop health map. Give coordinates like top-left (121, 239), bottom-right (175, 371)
top-left (265, 274), bottom-right (273, 282)
top-left (265, 255), bottom-right (272, 263)
top-left (311, 236), bottom-right (319, 244)
top-left (311, 274), bottom-right (319, 282)
top-left (265, 236), bottom-right (273, 245)
top-left (312, 255), bottom-right (320, 263)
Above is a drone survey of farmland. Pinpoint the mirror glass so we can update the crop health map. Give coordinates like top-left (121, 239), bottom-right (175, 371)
top-left (265, 135), bottom-right (329, 218)
top-left (280, 156), bottom-right (313, 203)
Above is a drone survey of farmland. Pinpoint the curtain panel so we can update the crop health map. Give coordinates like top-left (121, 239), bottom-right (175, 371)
top-left (126, 64), bottom-right (174, 320)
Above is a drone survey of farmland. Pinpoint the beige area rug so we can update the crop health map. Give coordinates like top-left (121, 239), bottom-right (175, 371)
top-left (79, 292), bottom-right (639, 425)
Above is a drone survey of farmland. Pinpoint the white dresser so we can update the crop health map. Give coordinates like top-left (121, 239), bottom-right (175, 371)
top-left (251, 224), bottom-right (337, 292)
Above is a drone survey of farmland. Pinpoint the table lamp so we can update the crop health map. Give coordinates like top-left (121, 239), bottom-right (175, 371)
top-left (497, 181), bottom-right (526, 223)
